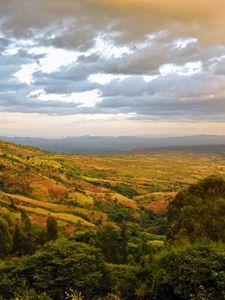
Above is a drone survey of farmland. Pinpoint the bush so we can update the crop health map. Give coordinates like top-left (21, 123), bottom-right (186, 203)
top-left (0, 239), bottom-right (106, 300)
top-left (151, 242), bottom-right (225, 300)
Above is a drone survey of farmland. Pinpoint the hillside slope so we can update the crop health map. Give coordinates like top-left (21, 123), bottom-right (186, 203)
top-left (0, 140), bottom-right (225, 231)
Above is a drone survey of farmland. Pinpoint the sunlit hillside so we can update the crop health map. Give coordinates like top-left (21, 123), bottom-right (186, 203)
top-left (0, 140), bottom-right (224, 231)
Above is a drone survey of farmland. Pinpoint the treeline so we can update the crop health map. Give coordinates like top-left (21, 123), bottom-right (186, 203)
top-left (0, 228), bottom-right (224, 299)
top-left (0, 176), bottom-right (224, 299)
top-left (0, 212), bottom-right (58, 258)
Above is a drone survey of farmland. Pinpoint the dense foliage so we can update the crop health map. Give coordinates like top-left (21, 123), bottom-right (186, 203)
top-left (151, 242), bottom-right (225, 300)
top-left (0, 212), bottom-right (57, 258)
top-left (167, 175), bottom-right (225, 243)
top-left (0, 231), bottom-right (224, 299)
top-left (0, 239), bottom-right (106, 299)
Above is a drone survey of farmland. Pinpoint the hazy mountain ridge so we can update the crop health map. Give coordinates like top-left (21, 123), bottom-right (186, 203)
top-left (1, 135), bottom-right (225, 154)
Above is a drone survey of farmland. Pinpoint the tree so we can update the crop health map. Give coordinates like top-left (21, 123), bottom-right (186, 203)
top-left (21, 211), bottom-right (32, 236)
top-left (120, 224), bottom-right (129, 263)
top-left (95, 225), bottom-right (122, 263)
top-left (12, 223), bottom-right (27, 256)
top-left (0, 217), bottom-right (12, 257)
top-left (20, 212), bottom-right (35, 254)
top-left (47, 216), bottom-right (58, 241)
top-left (0, 239), bottom-right (106, 299)
top-left (105, 264), bottom-right (139, 299)
top-left (167, 175), bottom-right (225, 244)
top-left (11, 212), bottom-right (36, 256)
top-left (151, 242), bottom-right (225, 300)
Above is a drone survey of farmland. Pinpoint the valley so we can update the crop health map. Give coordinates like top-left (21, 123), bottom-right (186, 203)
top-left (0, 140), bottom-right (224, 231)
top-left (0, 140), bottom-right (225, 299)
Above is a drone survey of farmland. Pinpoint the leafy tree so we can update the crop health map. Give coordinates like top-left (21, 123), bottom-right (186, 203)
top-left (135, 282), bottom-right (150, 300)
top-left (0, 239), bottom-right (106, 299)
top-left (0, 217), bottom-right (12, 257)
top-left (95, 225), bottom-right (123, 264)
top-left (151, 242), bottom-right (225, 300)
top-left (11, 212), bottom-right (37, 256)
top-left (167, 175), bottom-right (225, 243)
top-left (21, 211), bottom-right (32, 236)
top-left (94, 200), bottom-right (134, 223)
top-left (47, 215), bottom-right (58, 241)
top-left (120, 224), bottom-right (129, 263)
top-left (105, 264), bottom-right (139, 299)
top-left (12, 223), bottom-right (28, 256)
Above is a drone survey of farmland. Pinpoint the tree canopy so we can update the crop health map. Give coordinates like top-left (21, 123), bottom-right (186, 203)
top-left (167, 175), bottom-right (225, 243)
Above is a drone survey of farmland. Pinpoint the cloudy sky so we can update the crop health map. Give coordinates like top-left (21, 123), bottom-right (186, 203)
top-left (1, 0), bottom-right (225, 137)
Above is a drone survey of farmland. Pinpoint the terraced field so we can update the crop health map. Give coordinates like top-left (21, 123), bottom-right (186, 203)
top-left (0, 140), bottom-right (225, 231)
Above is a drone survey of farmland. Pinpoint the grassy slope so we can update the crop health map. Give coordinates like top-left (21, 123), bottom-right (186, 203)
top-left (0, 140), bottom-right (225, 230)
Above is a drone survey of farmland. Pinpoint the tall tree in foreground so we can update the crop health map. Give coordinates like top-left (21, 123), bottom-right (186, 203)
top-left (151, 242), bottom-right (225, 300)
top-left (167, 175), bottom-right (225, 244)
top-left (0, 239), bottom-right (105, 299)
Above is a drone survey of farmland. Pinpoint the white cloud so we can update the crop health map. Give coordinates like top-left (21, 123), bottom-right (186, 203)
top-left (76, 89), bottom-right (102, 107)
top-left (28, 47), bottom-right (81, 73)
top-left (93, 35), bottom-right (133, 58)
top-left (14, 63), bottom-right (38, 84)
top-left (2, 47), bottom-right (18, 56)
top-left (159, 61), bottom-right (203, 76)
top-left (29, 89), bottom-right (101, 108)
top-left (14, 46), bottom-right (81, 83)
top-left (172, 37), bottom-right (198, 49)
top-left (143, 75), bottom-right (159, 82)
top-left (89, 73), bottom-right (130, 84)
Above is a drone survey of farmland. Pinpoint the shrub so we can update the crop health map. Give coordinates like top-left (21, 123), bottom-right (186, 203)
top-left (151, 242), bottom-right (225, 300)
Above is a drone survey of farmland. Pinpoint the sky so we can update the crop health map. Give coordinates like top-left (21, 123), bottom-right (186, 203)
top-left (0, 0), bottom-right (225, 137)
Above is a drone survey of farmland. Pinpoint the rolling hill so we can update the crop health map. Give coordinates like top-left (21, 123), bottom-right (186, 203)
top-left (0, 140), bottom-right (225, 232)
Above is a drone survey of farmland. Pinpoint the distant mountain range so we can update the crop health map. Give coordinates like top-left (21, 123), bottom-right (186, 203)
top-left (0, 135), bottom-right (225, 154)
